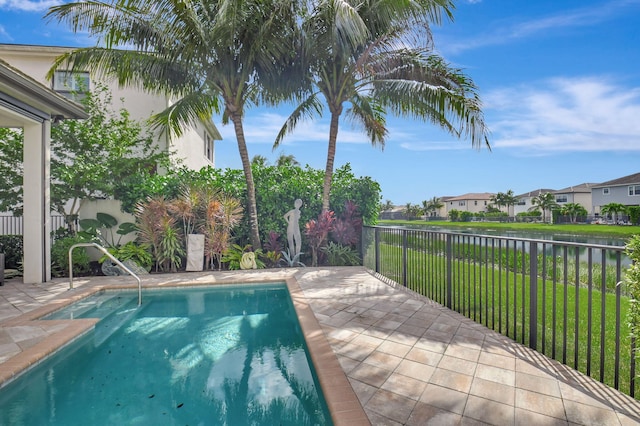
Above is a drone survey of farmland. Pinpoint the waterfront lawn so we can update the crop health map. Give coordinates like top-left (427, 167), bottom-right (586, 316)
top-left (378, 220), bottom-right (640, 238)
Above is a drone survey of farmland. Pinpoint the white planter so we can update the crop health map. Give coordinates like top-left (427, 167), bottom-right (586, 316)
top-left (185, 234), bottom-right (205, 271)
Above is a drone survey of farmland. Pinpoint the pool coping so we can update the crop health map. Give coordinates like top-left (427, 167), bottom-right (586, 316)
top-left (0, 274), bottom-right (370, 425)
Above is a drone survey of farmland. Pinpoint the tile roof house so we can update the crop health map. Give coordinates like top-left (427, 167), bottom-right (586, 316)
top-left (552, 183), bottom-right (597, 213)
top-left (514, 189), bottom-right (556, 216)
top-left (444, 193), bottom-right (494, 215)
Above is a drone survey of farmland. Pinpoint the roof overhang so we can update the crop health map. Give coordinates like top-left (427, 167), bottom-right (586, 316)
top-left (0, 58), bottom-right (87, 127)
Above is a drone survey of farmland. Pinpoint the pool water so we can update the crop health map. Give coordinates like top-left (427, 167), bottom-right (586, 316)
top-left (0, 284), bottom-right (332, 425)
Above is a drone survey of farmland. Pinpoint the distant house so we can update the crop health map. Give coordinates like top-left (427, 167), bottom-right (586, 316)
top-left (0, 43), bottom-right (222, 171)
top-left (445, 193), bottom-right (494, 215)
top-left (591, 172), bottom-right (640, 215)
top-left (553, 183), bottom-right (596, 212)
top-left (514, 189), bottom-right (556, 216)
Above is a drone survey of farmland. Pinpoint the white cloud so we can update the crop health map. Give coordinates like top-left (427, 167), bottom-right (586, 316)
top-left (486, 77), bottom-right (640, 153)
top-left (0, 24), bottom-right (11, 41)
top-left (0, 0), bottom-right (63, 12)
top-left (440, 0), bottom-right (640, 55)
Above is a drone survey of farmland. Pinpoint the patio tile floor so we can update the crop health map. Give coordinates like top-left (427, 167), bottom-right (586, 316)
top-left (1, 266), bottom-right (640, 425)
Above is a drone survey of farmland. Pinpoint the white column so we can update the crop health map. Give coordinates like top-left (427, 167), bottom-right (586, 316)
top-left (22, 120), bottom-right (51, 283)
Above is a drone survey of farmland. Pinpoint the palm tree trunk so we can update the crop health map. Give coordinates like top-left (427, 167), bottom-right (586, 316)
top-left (230, 112), bottom-right (261, 249)
top-left (322, 111), bottom-right (340, 212)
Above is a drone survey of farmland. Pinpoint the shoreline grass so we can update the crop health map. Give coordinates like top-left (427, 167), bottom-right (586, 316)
top-left (377, 219), bottom-right (640, 239)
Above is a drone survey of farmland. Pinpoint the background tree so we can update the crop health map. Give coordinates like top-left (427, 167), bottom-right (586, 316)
top-left (423, 196), bottom-right (443, 218)
top-left (601, 203), bottom-right (628, 223)
top-left (275, 153), bottom-right (300, 168)
top-left (47, 0), bottom-right (301, 249)
top-left (380, 200), bottom-right (394, 212)
top-left (560, 203), bottom-right (587, 223)
top-left (529, 192), bottom-right (558, 223)
top-left (274, 0), bottom-right (490, 212)
top-left (503, 190), bottom-right (518, 218)
top-left (0, 128), bottom-right (23, 214)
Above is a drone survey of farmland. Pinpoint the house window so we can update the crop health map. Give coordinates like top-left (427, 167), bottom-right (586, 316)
top-left (629, 185), bottom-right (640, 196)
top-left (556, 195), bottom-right (568, 203)
top-left (204, 132), bottom-right (214, 163)
top-left (474, 201), bottom-right (478, 206)
top-left (603, 188), bottom-right (610, 195)
top-left (52, 71), bottom-right (90, 101)
top-left (459, 201), bottom-right (465, 206)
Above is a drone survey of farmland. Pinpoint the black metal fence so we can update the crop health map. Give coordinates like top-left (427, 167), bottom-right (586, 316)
top-left (362, 225), bottom-right (638, 399)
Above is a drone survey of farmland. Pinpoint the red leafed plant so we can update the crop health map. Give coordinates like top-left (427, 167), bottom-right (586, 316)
top-left (305, 210), bottom-right (335, 266)
top-left (332, 200), bottom-right (362, 248)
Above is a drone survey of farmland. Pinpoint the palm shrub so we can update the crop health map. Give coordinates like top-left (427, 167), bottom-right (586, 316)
top-left (321, 242), bottom-right (360, 266)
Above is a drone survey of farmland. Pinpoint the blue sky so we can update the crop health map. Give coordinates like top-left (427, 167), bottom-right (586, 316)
top-left (1, 0), bottom-right (639, 205)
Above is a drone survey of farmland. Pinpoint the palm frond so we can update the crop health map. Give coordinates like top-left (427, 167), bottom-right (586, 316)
top-left (149, 92), bottom-right (220, 138)
top-left (273, 93), bottom-right (324, 148)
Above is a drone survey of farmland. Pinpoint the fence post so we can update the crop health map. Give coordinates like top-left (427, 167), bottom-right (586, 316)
top-left (0, 253), bottom-right (4, 286)
top-left (529, 241), bottom-right (538, 350)
top-left (374, 227), bottom-right (380, 274)
top-left (402, 230), bottom-right (408, 287)
top-left (446, 234), bottom-right (452, 309)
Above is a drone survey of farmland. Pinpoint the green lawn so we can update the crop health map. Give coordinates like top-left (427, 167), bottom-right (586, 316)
top-left (378, 219), bottom-right (640, 238)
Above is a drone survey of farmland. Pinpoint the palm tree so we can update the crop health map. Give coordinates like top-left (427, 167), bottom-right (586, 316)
top-left (275, 153), bottom-right (300, 168)
top-left (601, 203), bottom-right (628, 223)
top-left (560, 203), bottom-right (587, 223)
top-left (490, 192), bottom-right (506, 212)
top-left (273, 0), bottom-right (489, 212)
top-left (251, 155), bottom-right (269, 167)
top-left (46, 0), bottom-right (301, 249)
top-left (529, 192), bottom-right (558, 223)
top-left (503, 190), bottom-right (518, 218)
top-left (423, 196), bottom-right (443, 218)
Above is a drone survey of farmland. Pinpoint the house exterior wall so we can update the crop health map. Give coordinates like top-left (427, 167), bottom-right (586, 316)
top-left (0, 44), bottom-right (218, 170)
top-left (592, 184), bottom-right (640, 214)
top-left (444, 194), bottom-right (492, 215)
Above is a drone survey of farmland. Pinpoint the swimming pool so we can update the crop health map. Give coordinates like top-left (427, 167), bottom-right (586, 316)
top-left (0, 283), bottom-right (332, 425)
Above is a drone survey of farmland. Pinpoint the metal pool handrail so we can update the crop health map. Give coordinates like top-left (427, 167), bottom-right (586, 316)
top-left (68, 242), bottom-right (142, 306)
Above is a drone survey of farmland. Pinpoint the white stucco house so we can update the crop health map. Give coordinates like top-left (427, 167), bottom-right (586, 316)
top-left (0, 43), bottom-right (222, 171)
top-left (0, 43), bottom-right (223, 283)
top-left (552, 183), bottom-right (596, 213)
top-left (444, 193), bottom-right (494, 215)
top-left (513, 189), bottom-right (556, 216)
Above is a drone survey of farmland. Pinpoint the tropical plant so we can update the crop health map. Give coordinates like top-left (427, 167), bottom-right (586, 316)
top-left (305, 210), bottom-right (335, 267)
top-left (601, 203), bottom-right (628, 223)
top-left (279, 249), bottom-right (306, 268)
top-left (273, 0), bottom-right (489, 212)
top-left (198, 192), bottom-right (243, 270)
top-left (529, 192), bottom-right (558, 223)
top-left (101, 241), bottom-right (153, 272)
top-left (135, 196), bottom-right (184, 272)
top-left (502, 190), bottom-right (518, 217)
top-left (222, 244), bottom-right (265, 270)
top-left (331, 201), bottom-right (362, 248)
top-left (51, 234), bottom-right (92, 277)
top-left (320, 242), bottom-right (361, 266)
top-left (78, 212), bottom-right (136, 248)
top-left (380, 200), bottom-right (394, 212)
top-left (275, 153), bottom-right (300, 168)
top-left (448, 209), bottom-right (460, 222)
top-left (560, 203), bottom-right (588, 223)
top-left (47, 0), bottom-right (302, 250)
top-left (627, 206), bottom-right (640, 226)
top-left (0, 235), bottom-right (23, 270)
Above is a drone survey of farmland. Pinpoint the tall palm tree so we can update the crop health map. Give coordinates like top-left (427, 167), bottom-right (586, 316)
top-left (46, 0), bottom-right (300, 249)
top-left (529, 192), bottom-right (558, 223)
top-left (503, 190), bottom-right (518, 218)
top-left (274, 0), bottom-right (490, 212)
top-left (423, 196), bottom-right (443, 218)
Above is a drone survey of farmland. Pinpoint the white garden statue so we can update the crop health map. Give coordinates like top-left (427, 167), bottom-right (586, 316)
top-left (284, 199), bottom-right (302, 258)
